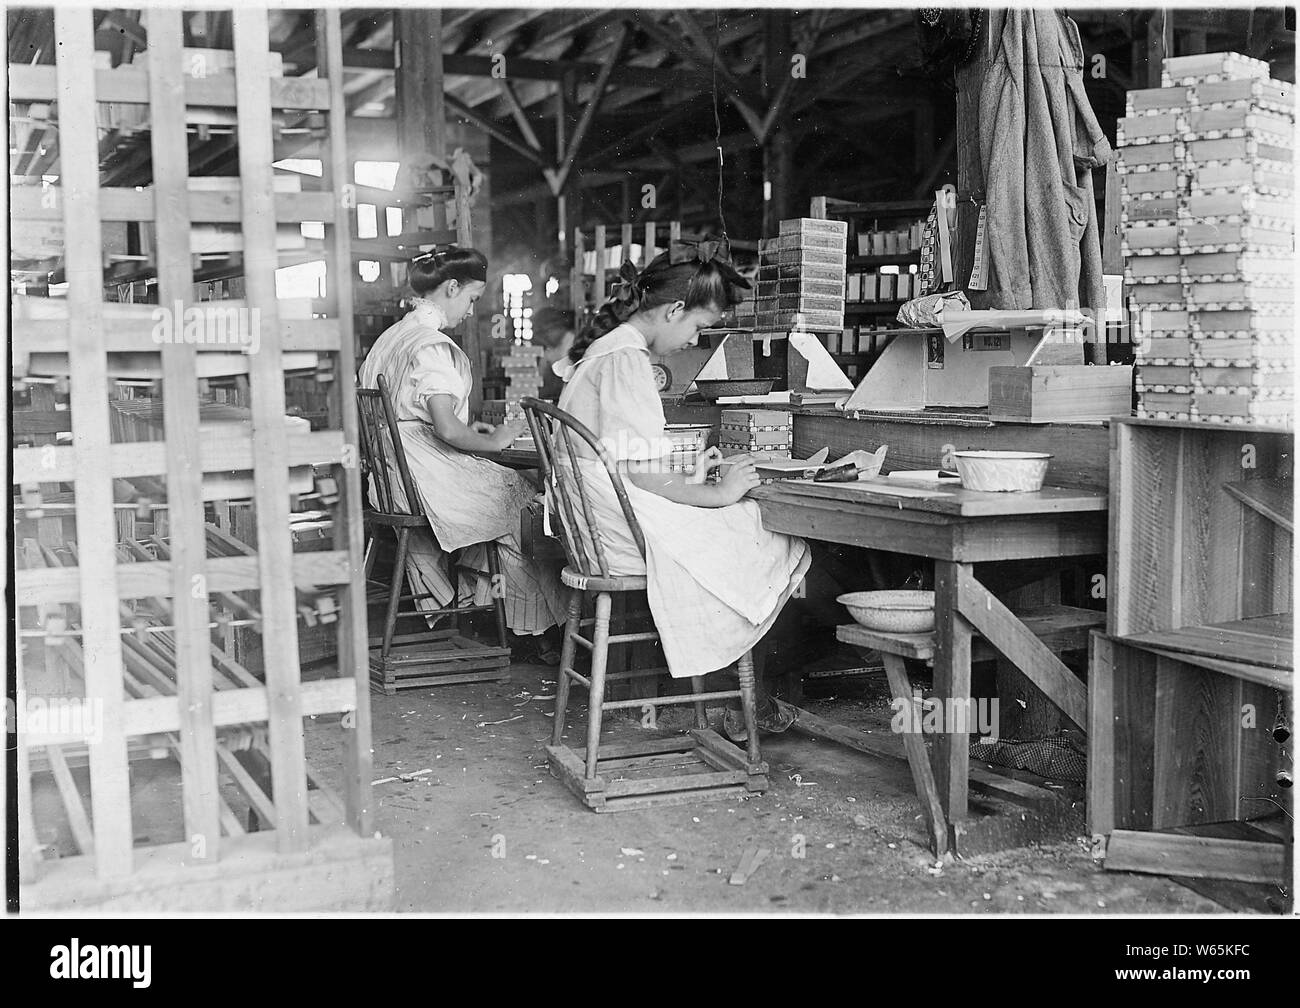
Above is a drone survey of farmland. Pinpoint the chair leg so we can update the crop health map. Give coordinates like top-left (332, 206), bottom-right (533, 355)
top-left (690, 676), bottom-right (709, 730)
top-left (485, 541), bottom-right (509, 648)
top-left (552, 589), bottom-right (583, 747)
top-left (363, 536), bottom-right (376, 581)
top-left (584, 591), bottom-right (613, 780)
top-left (736, 650), bottom-right (763, 768)
top-left (382, 527), bottom-right (410, 660)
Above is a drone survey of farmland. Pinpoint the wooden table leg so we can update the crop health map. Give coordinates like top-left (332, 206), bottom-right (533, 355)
top-left (932, 560), bottom-right (973, 852)
top-left (881, 654), bottom-right (948, 856)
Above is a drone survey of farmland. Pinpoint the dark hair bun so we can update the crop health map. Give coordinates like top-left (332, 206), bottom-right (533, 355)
top-left (410, 247), bottom-right (488, 296)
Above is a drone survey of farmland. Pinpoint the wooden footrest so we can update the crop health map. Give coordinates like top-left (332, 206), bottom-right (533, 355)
top-left (546, 730), bottom-right (767, 812)
top-left (370, 637), bottom-right (509, 694)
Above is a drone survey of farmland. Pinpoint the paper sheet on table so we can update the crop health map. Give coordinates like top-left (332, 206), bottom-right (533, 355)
top-left (940, 308), bottom-right (1088, 343)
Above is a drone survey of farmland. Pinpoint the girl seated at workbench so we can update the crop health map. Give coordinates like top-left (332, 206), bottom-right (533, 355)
top-left (359, 247), bottom-right (567, 664)
top-left (554, 243), bottom-right (811, 736)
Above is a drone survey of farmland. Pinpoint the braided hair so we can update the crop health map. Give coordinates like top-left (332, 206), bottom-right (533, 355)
top-left (569, 250), bottom-right (748, 363)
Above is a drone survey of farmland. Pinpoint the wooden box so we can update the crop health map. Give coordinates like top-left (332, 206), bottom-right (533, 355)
top-left (988, 365), bottom-right (1134, 423)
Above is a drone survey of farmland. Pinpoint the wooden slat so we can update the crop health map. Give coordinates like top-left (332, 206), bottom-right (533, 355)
top-left (10, 185), bottom-right (335, 224)
top-left (12, 310), bottom-right (341, 356)
top-left (13, 429), bottom-right (344, 485)
top-left (8, 64), bottom-right (332, 108)
top-left (55, 6), bottom-right (133, 878)
top-left (1087, 632), bottom-right (1116, 837)
top-left (955, 568), bottom-right (1089, 730)
top-left (46, 744), bottom-right (96, 857)
top-left (233, 7), bottom-right (308, 853)
top-left (1104, 829), bottom-right (1287, 884)
top-left (931, 561), bottom-right (971, 840)
top-left (1151, 655), bottom-right (1240, 830)
top-left (593, 224), bottom-right (607, 304)
top-left (317, 7), bottom-right (375, 836)
top-left (16, 550), bottom-right (353, 606)
top-left (1223, 478), bottom-right (1294, 533)
top-left (148, 6), bottom-right (220, 865)
top-left (881, 655), bottom-right (948, 856)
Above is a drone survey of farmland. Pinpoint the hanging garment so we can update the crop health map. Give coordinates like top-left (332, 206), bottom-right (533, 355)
top-left (554, 324), bottom-right (811, 678)
top-left (358, 303), bottom-right (566, 634)
top-left (975, 9), bottom-right (1111, 323)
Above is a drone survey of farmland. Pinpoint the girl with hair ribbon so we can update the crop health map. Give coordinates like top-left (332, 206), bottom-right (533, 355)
top-left (359, 247), bottom-right (567, 663)
top-left (553, 241), bottom-right (810, 737)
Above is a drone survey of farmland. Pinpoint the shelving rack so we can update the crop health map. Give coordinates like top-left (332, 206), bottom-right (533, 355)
top-left (10, 8), bottom-right (392, 911)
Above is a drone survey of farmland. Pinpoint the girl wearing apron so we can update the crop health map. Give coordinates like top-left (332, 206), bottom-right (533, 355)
top-left (359, 248), bottom-right (566, 663)
top-left (553, 245), bottom-right (810, 736)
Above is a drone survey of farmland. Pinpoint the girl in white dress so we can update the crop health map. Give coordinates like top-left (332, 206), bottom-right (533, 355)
top-left (359, 248), bottom-right (567, 662)
top-left (554, 244), bottom-right (810, 735)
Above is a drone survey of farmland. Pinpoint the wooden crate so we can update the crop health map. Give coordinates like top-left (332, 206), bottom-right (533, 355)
top-left (11, 9), bottom-right (390, 911)
top-left (989, 365), bottom-right (1134, 423)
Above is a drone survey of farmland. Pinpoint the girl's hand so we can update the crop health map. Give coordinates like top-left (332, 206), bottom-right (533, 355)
top-left (488, 419), bottom-right (527, 451)
top-left (716, 456), bottom-right (760, 504)
top-left (686, 446), bottom-right (723, 485)
top-left (470, 420), bottom-right (495, 435)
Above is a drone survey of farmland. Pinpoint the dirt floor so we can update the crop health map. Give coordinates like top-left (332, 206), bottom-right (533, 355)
top-left (304, 660), bottom-right (1242, 915)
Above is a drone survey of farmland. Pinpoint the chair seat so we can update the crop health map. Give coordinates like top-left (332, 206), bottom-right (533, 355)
top-left (561, 566), bottom-right (647, 593)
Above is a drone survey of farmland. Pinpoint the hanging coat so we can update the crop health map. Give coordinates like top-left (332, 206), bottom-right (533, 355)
top-left (975, 9), bottom-right (1111, 324)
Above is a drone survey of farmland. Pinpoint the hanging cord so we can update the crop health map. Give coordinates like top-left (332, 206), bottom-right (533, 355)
top-left (711, 10), bottom-right (728, 243)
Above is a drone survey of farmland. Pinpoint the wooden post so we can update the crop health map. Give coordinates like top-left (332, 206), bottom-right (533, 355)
top-left (55, 5), bottom-right (134, 879)
top-left (761, 10), bottom-right (794, 236)
top-left (1146, 10), bottom-right (1171, 88)
top-left (147, 6), bottom-right (221, 864)
top-left (318, 8), bottom-right (376, 836)
top-left (233, 7), bottom-right (309, 854)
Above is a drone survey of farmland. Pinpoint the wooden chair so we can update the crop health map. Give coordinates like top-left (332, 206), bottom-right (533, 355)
top-left (521, 397), bottom-right (768, 812)
top-left (357, 374), bottom-right (510, 694)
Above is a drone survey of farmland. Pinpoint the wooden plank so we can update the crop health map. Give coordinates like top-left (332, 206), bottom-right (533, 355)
top-left (1088, 632), bottom-right (1116, 837)
top-left (1125, 620), bottom-right (1293, 672)
top-left (320, 10), bottom-right (375, 838)
top-left (10, 185), bottom-right (336, 224)
top-left (12, 313), bottom-right (341, 357)
top-left (46, 744), bottom-right (96, 857)
top-left (1104, 829), bottom-right (1286, 884)
top-left (775, 476), bottom-right (1108, 518)
top-left (955, 568), bottom-right (1088, 729)
top-left (1224, 478), bottom-right (1293, 534)
top-left (603, 768), bottom-right (748, 798)
top-left (1152, 655), bottom-right (1240, 830)
top-left (1237, 680), bottom-right (1282, 822)
top-left (20, 826), bottom-right (393, 913)
top-left (55, 6), bottom-right (133, 879)
top-left (882, 655), bottom-right (948, 855)
top-left (1182, 427), bottom-right (1251, 629)
top-left (16, 550), bottom-right (353, 606)
top-left (8, 64), bottom-right (333, 109)
top-left (233, 7), bottom-right (308, 853)
top-left (148, 6), bottom-right (220, 864)
top-left (932, 561), bottom-right (972, 840)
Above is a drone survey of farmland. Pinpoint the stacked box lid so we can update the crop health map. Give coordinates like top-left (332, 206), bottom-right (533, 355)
top-left (719, 408), bottom-right (792, 459)
top-left (498, 342), bottom-right (544, 405)
top-left (753, 218), bottom-right (847, 334)
top-left (1118, 52), bottom-right (1294, 427)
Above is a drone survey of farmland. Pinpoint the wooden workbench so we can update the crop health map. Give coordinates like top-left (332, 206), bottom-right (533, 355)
top-left (751, 474), bottom-right (1108, 853)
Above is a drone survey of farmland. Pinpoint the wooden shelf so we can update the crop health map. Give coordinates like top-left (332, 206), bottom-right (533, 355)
top-left (848, 252), bottom-right (921, 267)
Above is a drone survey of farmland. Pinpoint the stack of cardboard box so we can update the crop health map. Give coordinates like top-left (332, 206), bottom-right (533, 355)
top-left (754, 217), bottom-right (847, 335)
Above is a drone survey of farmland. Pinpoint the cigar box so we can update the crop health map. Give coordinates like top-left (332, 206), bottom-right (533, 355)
top-left (1182, 191), bottom-right (1294, 223)
top-left (1191, 308), bottom-right (1295, 335)
top-left (877, 273), bottom-right (897, 302)
top-left (988, 364), bottom-right (1134, 422)
top-left (1185, 280), bottom-right (1294, 310)
top-left (1118, 140), bottom-right (1185, 170)
top-left (1194, 77), bottom-right (1295, 115)
top-left (1117, 111), bottom-right (1184, 145)
top-left (1196, 365), bottom-right (1293, 389)
top-left (1120, 194), bottom-right (1180, 224)
top-left (778, 246), bottom-right (847, 267)
top-left (1120, 167), bottom-right (1186, 198)
top-left (1194, 336), bottom-right (1295, 367)
top-left (1126, 86), bottom-right (1193, 115)
top-left (780, 216), bottom-right (848, 237)
top-left (1137, 390), bottom-right (1195, 419)
top-left (1162, 52), bottom-right (1270, 87)
top-left (1129, 281), bottom-right (1187, 307)
top-left (1137, 364), bottom-right (1194, 392)
top-left (1189, 159), bottom-right (1294, 196)
top-left (1122, 223), bottom-right (1180, 255)
top-left (1126, 253), bottom-right (1184, 283)
top-left (778, 262), bottom-right (845, 284)
top-left (1186, 136), bottom-right (1293, 165)
top-left (1135, 336), bottom-right (1193, 363)
top-left (1183, 106), bottom-right (1295, 144)
top-left (762, 310), bottom-right (843, 332)
top-left (777, 231), bottom-right (846, 252)
top-left (1179, 220), bottom-right (1293, 252)
top-left (1194, 389), bottom-right (1293, 426)
top-left (1136, 308), bottom-right (1191, 334)
top-left (778, 294), bottom-right (844, 313)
